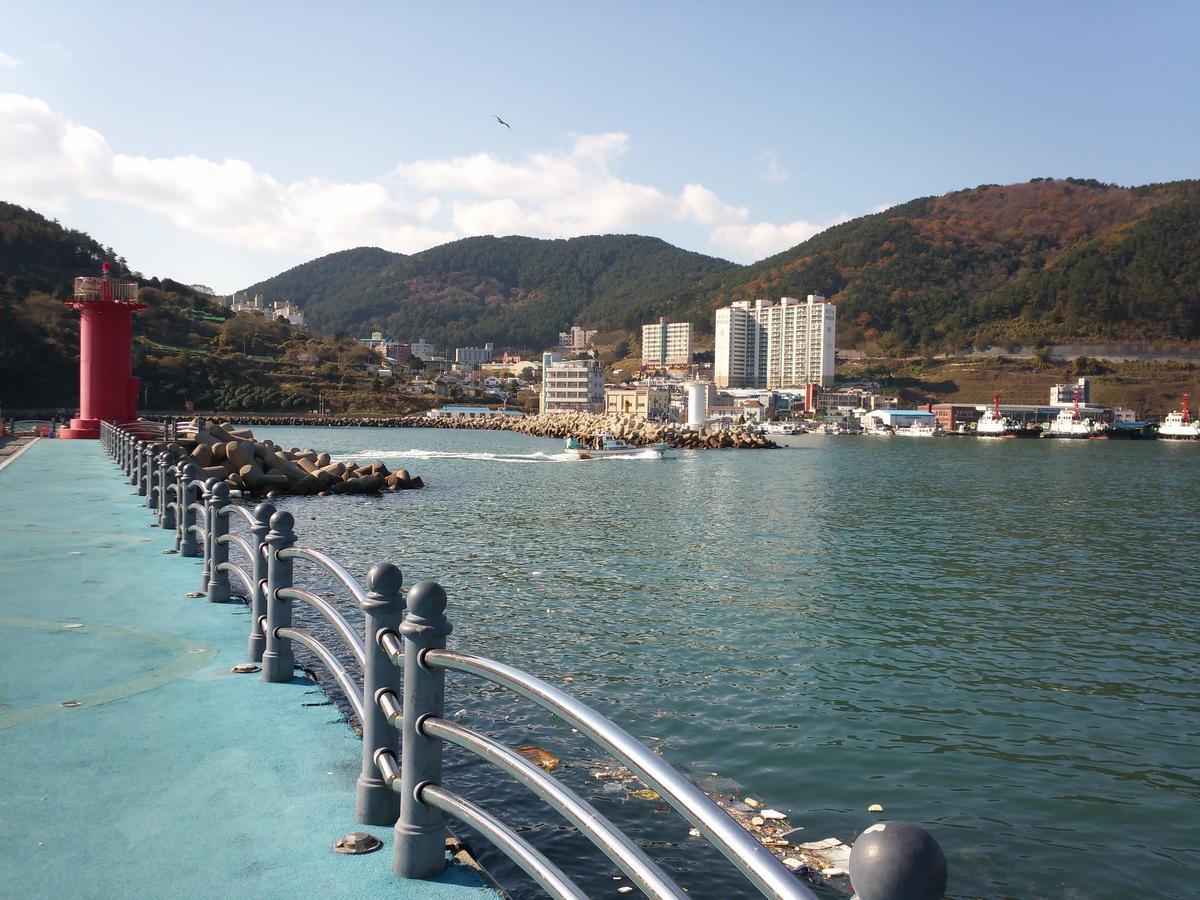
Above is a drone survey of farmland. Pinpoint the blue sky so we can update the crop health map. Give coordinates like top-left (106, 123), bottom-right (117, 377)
top-left (2, 2), bottom-right (1196, 292)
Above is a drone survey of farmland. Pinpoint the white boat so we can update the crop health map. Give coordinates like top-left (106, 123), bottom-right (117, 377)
top-left (1041, 393), bottom-right (1105, 439)
top-left (564, 432), bottom-right (670, 459)
top-left (1159, 394), bottom-right (1200, 440)
top-left (894, 421), bottom-right (944, 437)
top-left (864, 425), bottom-right (894, 436)
top-left (975, 392), bottom-right (1041, 438)
top-left (763, 421), bottom-right (802, 435)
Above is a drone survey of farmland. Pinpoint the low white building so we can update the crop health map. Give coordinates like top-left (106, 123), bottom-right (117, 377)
top-left (427, 405), bottom-right (525, 419)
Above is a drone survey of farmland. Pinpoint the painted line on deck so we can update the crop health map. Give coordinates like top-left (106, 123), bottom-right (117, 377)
top-left (0, 616), bottom-right (217, 730)
top-left (0, 437), bottom-right (41, 474)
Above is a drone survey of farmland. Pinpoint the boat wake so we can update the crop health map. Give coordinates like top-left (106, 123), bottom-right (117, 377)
top-left (345, 448), bottom-right (666, 463)
top-left (345, 449), bottom-right (562, 464)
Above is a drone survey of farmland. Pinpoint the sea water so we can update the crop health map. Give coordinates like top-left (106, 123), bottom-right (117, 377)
top-left (252, 426), bottom-right (1200, 899)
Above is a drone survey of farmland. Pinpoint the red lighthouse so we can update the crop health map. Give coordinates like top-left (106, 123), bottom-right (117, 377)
top-left (58, 263), bottom-right (147, 440)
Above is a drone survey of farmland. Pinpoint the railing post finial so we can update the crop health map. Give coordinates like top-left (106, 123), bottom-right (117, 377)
top-left (394, 580), bottom-right (452, 879)
top-left (356, 562), bottom-right (405, 825)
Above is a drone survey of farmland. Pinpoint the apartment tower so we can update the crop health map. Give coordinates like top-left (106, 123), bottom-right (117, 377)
top-left (714, 295), bottom-right (836, 388)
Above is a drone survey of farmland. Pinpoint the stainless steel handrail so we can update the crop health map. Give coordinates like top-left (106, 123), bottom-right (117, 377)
top-left (216, 560), bottom-right (255, 597)
top-left (421, 783), bottom-right (587, 900)
top-left (424, 717), bottom-right (686, 900)
top-left (218, 532), bottom-right (255, 564)
top-left (276, 626), bottom-right (364, 720)
top-left (278, 546), bottom-right (369, 608)
top-left (276, 586), bottom-right (366, 668)
top-left (220, 504), bottom-right (258, 529)
top-left (424, 648), bottom-right (815, 900)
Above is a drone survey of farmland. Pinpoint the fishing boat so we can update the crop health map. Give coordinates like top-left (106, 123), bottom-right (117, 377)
top-left (564, 432), bottom-right (670, 459)
top-left (1041, 391), bottom-right (1106, 439)
top-left (1158, 394), bottom-right (1200, 440)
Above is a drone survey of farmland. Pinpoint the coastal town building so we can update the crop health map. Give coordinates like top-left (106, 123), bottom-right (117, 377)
top-left (1051, 377), bottom-right (1091, 406)
top-left (604, 386), bottom-right (671, 420)
top-left (226, 293), bottom-right (305, 328)
top-left (641, 318), bottom-right (693, 368)
top-left (454, 343), bottom-right (495, 367)
top-left (358, 331), bottom-right (399, 359)
top-left (558, 325), bottom-right (597, 354)
top-left (541, 353), bottom-right (604, 414)
top-left (409, 339), bottom-right (436, 361)
top-left (426, 405), bottom-right (525, 420)
top-left (714, 295), bottom-right (836, 389)
top-left (861, 409), bottom-right (940, 429)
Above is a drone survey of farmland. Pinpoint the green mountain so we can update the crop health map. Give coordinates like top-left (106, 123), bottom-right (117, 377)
top-left (244, 178), bottom-right (1200, 355)
top-left (241, 235), bottom-right (738, 350)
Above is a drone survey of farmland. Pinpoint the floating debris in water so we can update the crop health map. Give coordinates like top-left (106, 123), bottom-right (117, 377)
top-left (628, 788), bottom-right (662, 801)
top-left (515, 745), bottom-right (560, 771)
top-left (744, 796), bottom-right (763, 809)
top-left (868, 803), bottom-right (884, 812)
top-left (65, 623), bottom-right (84, 629)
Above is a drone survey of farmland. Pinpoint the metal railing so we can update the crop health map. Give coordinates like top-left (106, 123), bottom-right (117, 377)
top-left (99, 421), bottom-right (945, 899)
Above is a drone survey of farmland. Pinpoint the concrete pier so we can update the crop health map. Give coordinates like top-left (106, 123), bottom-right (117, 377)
top-left (0, 439), bottom-right (497, 899)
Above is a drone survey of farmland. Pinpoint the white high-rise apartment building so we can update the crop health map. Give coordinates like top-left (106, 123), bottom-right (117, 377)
top-left (714, 295), bottom-right (836, 388)
top-left (641, 318), bottom-right (693, 367)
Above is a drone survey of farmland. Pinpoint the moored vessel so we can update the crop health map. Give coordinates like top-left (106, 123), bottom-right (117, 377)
top-left (1041, 391), bottom-right (1106, 439)
top-left (1158, 394), bottom-right (1200, 440)
top-left (975, 392), bottom-right (1042, 438)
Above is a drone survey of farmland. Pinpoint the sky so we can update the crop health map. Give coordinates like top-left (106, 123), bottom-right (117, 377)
top-left (2, 1), bottom-right (1197, 293)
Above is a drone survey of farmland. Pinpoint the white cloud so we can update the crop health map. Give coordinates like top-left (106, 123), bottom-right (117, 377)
top-left (0, 50), bottom-right (20, 68)
top-left (710, 216), bottom-right (850, 261)
top-left (762, 149), bottom-right (790, 184)
top-left (0, 92), bottom-right (848, 266)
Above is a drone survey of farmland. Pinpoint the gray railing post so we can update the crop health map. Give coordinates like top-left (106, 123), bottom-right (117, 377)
top-left (159, 455), bottom-right (177, 531)
top-left (206, 480), bottom-right (233, 603)
top-left (394, 580), bottom-right (453, 879)
top-left (136, 442), bottom-right (149, 496)
top-left (144, 445), bottom-right (159, 508)
top-left (198, 477), bottom-right (220, 590)
top-left (357, 562), bottom-right (405, 825)
top-left (262, 510), bottom-right (296, 683)
top-left (178, 462), bottom-right (200, 557)
top-left (247, 503), bottom-right (274, 662)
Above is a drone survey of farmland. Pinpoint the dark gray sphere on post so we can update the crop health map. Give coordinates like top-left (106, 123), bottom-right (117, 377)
top-left (849, 821), bottom-right (947, 900)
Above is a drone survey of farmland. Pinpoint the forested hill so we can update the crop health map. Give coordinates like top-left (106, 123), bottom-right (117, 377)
top-left (244, 178), bottom-right (1200, 354)
top-left (698, 178), bottom-right (1200, 351)
top-left (240, 235), bottom-right (738, 349)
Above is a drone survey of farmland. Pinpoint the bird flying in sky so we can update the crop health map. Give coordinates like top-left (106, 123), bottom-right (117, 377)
top-left (495, 115), bottom-right (511, 129)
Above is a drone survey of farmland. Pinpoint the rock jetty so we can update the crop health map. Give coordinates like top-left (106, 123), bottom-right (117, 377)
top-left (175, 413), bottom-right (775, 450)
top-left (153, 419), bottom-right (423, 498)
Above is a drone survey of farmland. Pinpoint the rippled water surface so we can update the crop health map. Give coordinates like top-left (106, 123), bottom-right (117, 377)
top-left (250, 427), bottom-right (1200, 899)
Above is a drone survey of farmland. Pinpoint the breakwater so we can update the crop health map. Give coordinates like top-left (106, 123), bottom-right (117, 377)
top-left (153, 412), bottom-right (777, 450)
top-left (143, 419), bottom-right (424, 497)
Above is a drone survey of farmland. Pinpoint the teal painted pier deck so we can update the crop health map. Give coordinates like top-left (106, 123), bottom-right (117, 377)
top-left (0, 439), bottom-right (497, 899)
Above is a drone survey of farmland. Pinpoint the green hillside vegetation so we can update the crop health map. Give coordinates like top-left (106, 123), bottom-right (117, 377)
top-left (0, 203), bottom-right (430, 413)
top-left (699, 178), bottom-right (1200, 353)
top-left (242, 235), bottom-right (736, 349)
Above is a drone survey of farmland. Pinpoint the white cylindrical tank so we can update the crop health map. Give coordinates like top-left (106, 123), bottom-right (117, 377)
top-left (686, 382), bottom-right (707, 428)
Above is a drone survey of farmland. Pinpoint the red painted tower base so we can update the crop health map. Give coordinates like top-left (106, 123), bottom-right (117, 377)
top-left (59, 267), bottom-right (145, 439)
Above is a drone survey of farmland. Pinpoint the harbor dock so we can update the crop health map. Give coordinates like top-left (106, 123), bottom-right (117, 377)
top-left (0, 438), bottom-right (496, 899)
